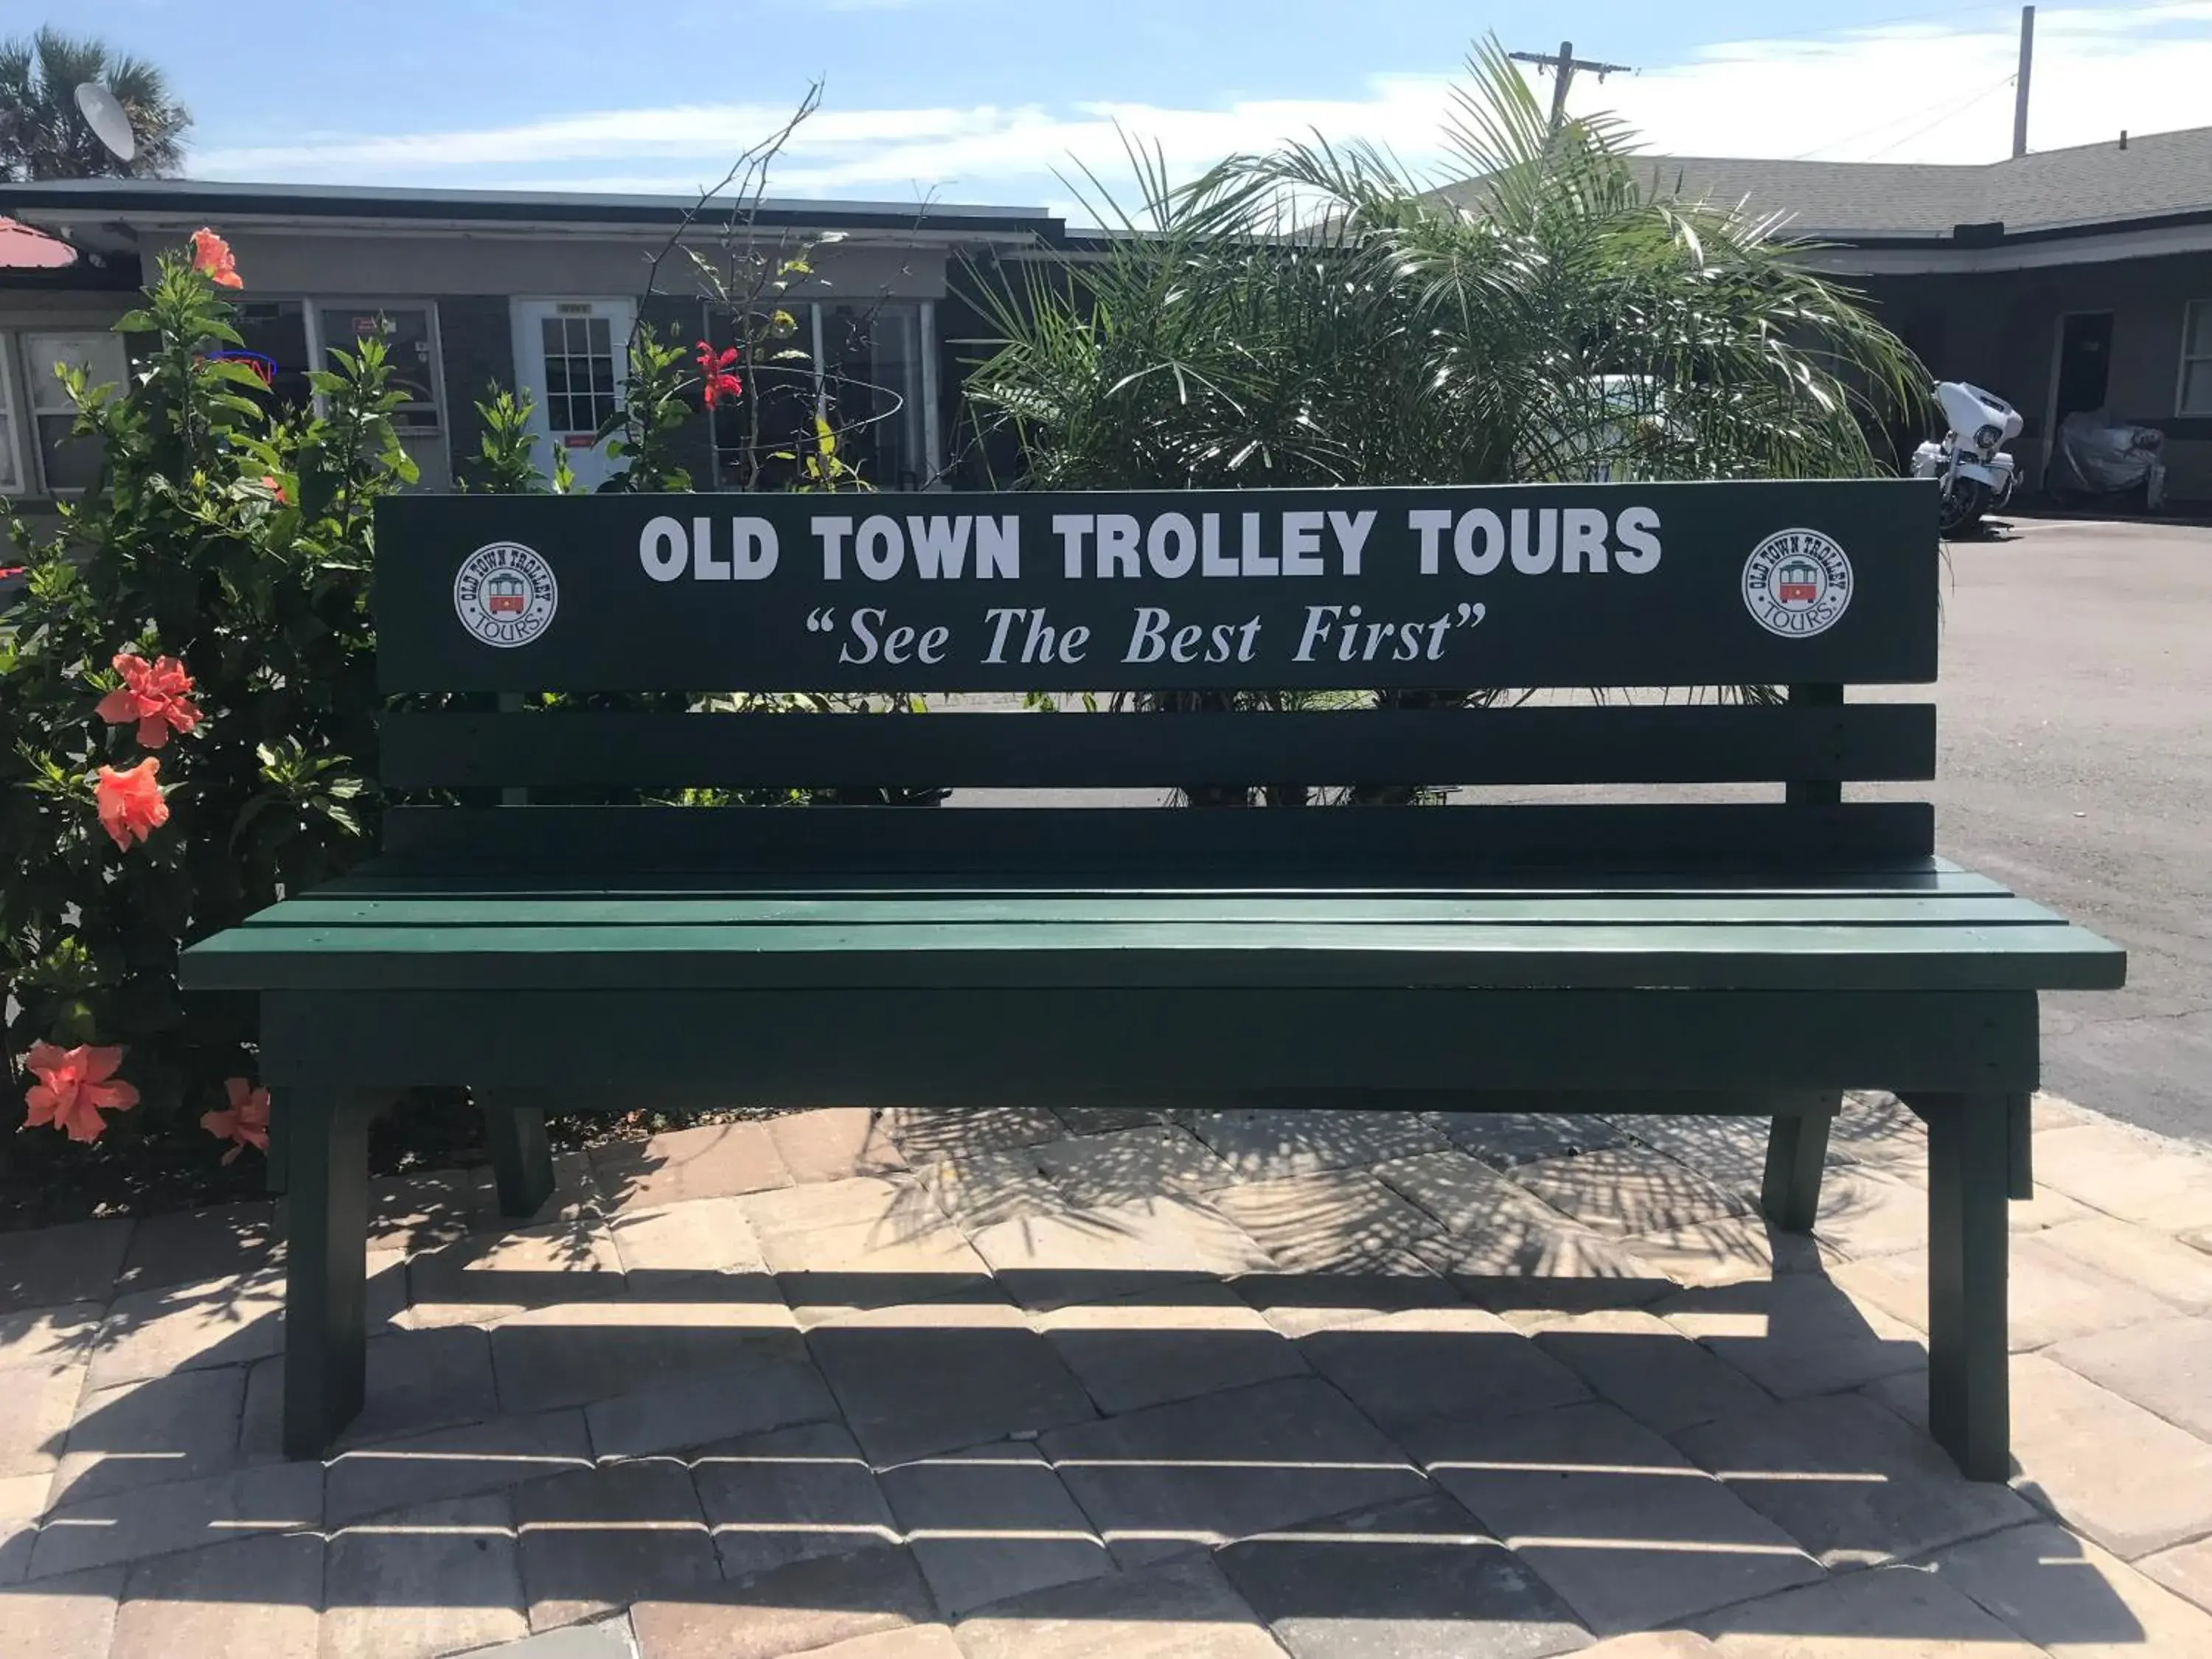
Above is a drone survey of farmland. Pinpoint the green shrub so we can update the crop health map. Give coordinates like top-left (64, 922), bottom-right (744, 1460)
top-left (1, 231), bottom-right (411, 1152)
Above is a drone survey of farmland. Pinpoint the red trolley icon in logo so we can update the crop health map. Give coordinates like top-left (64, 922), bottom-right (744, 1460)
top-left (1775, 556), bottom-right (1821, 605)
top-left (484, 571), bottom-right (529, 616)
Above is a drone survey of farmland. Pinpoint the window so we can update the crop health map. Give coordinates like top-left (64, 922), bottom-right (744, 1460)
top-left (319, 306), bottom-right (443, 433)
top-left (2182, 301), bottom-right (2212, 415)
top-left (703, 301), bottom-right (940, 491)
top-left (24, 332), bottom-right (129, 494)
top-left (818, 302), bottom-right (930, 491)
top-left (229, 301), bottom-right (313, 409)
top-left (538, 313), bottom-right (616, 436)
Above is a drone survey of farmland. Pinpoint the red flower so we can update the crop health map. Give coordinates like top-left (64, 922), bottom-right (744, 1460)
top-left (21, 1043), bottom-right (139, 1144)
top-left (95, 757), bottom-right (169, 849)
top-left (261, 473), bottom-right (288, 504)
top-left (695, 340), bottom-right (742, 408)
top-left (95, 652), bottom-right (201, 748)
top-left (201, 1077), bottom-right (271, 1164)
top-left (189, 227), bottom-right (243, 289)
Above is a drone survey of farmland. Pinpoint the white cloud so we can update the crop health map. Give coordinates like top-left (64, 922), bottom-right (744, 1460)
top-left (188, 4), bottom-right (2212, 206)
top-left (1590, 3), bottom-right (2212, 163)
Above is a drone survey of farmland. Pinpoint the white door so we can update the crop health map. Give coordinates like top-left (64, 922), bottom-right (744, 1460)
top-left (511, 299), bottom-right (635, 490)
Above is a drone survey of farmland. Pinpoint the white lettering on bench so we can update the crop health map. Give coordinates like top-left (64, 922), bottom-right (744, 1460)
top-left (836, 608), bottom-right (953, 666)
top-left (640, 515), bottom-right (686, 582)
top-left (809, 515), bottom-right (1018, 582)
top-left (1615, 507), bottom-right (1663, 573)
top-left (1051, 512), bottom-right (1377, 580)
top-left (1562, 507), bottom-right (1610, 573)
top-left (1123, 608), bottom-right (1263, 664)
top-left (638, 516), bottom-right (779, 582)
top-left (984, 608), bottom-right (1091, 664)
top-left (1147, 512), bottom-right (1197, 578)
top-left (1292, 602), bottom-right (1484, 663)
top-left (1510, 508), bottom-right (1557, 574)
top-left (1407, 506), bottom-right (1662, 577)
top-left (1331, 509), bottom-right (1377, 575)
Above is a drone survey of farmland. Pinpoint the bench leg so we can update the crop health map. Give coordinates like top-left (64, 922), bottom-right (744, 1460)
top-left (1920, 1091), bottom-right (2014, 1481)
top-left (1759, 1101), bottom-right (1836, 1234)
top-left (264, 1107), bottom-right (288, 1197)
top-left (480, 1091), bottom-right (555, 1219)
top-left (284, 1089), bottom-right (375, 1460)
top-left (2006, 1093), bottom-right (2034, 1200)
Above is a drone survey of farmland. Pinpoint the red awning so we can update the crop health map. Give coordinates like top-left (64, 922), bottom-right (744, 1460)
top-left (0, 218), bottom-right (77, 269)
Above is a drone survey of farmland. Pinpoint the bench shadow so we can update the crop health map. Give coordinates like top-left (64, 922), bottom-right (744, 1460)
top-left (5, 1099), bottom-right (2154, 1652)
top-left (18, 1284), bottom-right (2147, 1650)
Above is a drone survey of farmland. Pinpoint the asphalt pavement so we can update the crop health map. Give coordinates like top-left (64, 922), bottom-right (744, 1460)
top-left (1877, 514), bottom-right (2211, 1146)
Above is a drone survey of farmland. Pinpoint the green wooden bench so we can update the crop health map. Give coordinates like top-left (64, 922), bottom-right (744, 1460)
top-left (179, 479), bottom-right (2124, 1475)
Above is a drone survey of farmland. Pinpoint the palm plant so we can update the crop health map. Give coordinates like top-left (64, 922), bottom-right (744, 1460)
top-left (0, 27), bottom-right (190, 181)
top-left (965, 39), bottom-right (1924, 493)
top-left (961, 42), bottom-right (1928, 801)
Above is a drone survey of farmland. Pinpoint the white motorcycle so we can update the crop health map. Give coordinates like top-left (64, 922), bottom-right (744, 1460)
top-left (1910, 382), bottom-right (2023, 536)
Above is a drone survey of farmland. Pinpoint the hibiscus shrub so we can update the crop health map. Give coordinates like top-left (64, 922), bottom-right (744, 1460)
top-left (0, 231), bottom-right (412, 1158)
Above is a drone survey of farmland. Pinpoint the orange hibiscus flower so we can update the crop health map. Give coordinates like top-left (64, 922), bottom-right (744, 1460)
top-left (21, 1043), bottom-right (139, 1144)
top-left (189, 227), bottom-right (243, 288)
top-left (94, 757), bottom-right (169, 849)
top-left (95, 652), bottom-right (201, 748)
top-left (201, 1077), bottom-right (271, 1164)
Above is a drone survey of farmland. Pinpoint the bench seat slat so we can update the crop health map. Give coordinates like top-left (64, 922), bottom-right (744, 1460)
top-left (181, 917), bottom-right (2124, 992)
top-left (379, 703), bottom-right (1938, 790)
top-left (240, 894), bottom-right (2058, 929)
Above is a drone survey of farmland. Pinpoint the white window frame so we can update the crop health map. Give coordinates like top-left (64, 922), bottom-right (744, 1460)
top-left (305, 298), bottom-right (449, 432)
top-left (0, 335), bottom-right (24, 495)
top-left (2180, 299), bottom-right (2212, 417)
top-left (23, 330), bottom-right (128, 496)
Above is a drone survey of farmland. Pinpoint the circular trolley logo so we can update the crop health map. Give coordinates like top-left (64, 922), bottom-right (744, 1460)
top-left (1742, 528), bottom-right (1852, 639)
top-left (453, 541), bottom-right (558, 648)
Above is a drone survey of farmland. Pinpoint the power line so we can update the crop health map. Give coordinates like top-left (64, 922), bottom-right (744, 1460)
top-left (1858, 72), bottom-right (2020, 160)
top-left (1788, 69), bottom-right (2014, 161)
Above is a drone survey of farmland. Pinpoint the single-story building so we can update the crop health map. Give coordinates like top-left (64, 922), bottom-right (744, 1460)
top-left (1508, 125), bottom-right (2212, 500)
top-left (11, 124), bottom-right (2212, 507)
top-left (0, 180), bottom-right (1062, 511)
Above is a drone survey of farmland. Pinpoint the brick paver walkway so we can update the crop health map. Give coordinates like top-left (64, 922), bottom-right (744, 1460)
top-left (1, 1093), bottom-right (2211, 1657)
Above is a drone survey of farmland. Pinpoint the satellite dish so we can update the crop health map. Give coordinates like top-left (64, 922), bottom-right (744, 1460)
top-left (73, 83), bottom-right (137, 165)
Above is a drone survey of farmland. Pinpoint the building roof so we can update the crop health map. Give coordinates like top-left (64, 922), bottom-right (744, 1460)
top-left (1436, 125), bottom-right (2212, 245)
top-left (0, 215), bottom-right (76, 268)
top-left (0, 177), bottom-right (1065, 246)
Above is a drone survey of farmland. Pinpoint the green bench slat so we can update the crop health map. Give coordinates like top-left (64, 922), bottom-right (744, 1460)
top-left (380, 801), bottom-right (1936, 872)
top-left (181, 918), bottom-right (2124, 992)
top-left (242, 894), bottom-right (2059, 929)
top-left (305, 860), bottom-right (2010, 901)
top-left (379, 703), bottom-right (1938, 791)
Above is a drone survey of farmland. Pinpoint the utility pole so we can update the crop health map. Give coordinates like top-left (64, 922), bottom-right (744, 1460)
top-left (2012, 5), bottom-right (2035, 158)
top-left (1508, 40), bottom-right (1638, 130)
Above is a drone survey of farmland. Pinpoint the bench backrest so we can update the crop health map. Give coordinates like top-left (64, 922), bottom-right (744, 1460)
top-left (373, 481), bottom-right (1940, 880)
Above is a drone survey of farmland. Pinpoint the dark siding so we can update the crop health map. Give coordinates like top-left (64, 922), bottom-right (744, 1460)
top-left (437, 296), bottom-right (515, 484)
top-left (1854, 251), bottom-right (2212, 497)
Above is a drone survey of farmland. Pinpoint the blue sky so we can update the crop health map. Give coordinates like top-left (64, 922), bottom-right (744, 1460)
top-left (51, 0), bottom-right (2212, 213)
